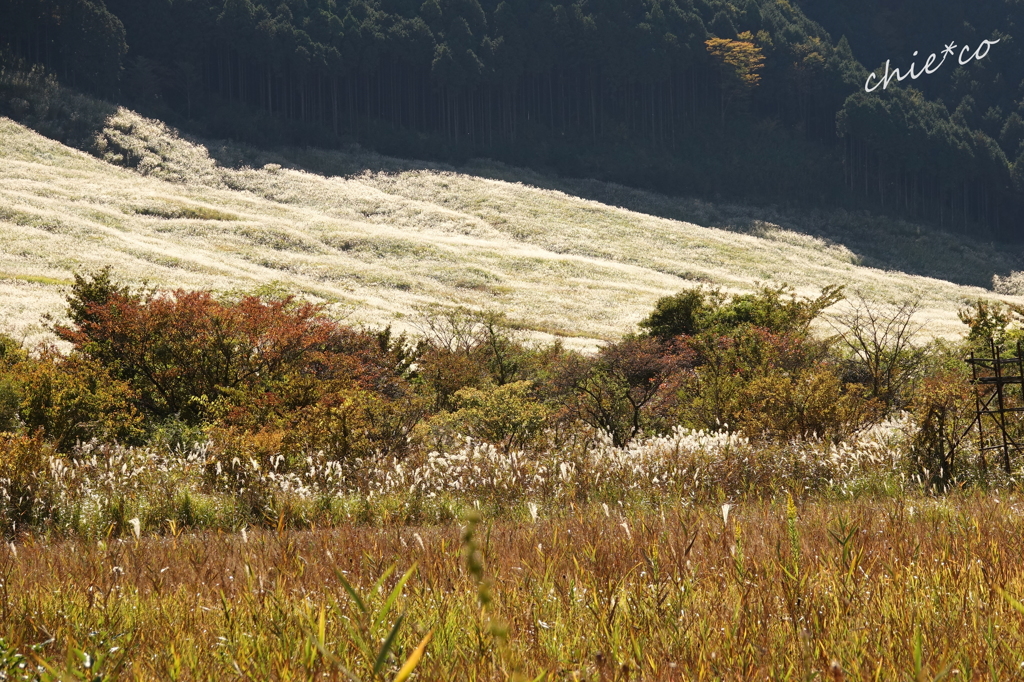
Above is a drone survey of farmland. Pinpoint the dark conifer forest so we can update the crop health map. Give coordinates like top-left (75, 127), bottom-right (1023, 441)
top-left (2, 0), bottom-right (1023, 240)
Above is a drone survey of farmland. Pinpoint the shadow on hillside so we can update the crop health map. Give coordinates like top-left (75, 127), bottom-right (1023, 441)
top-left (0, 67), bottom-right (117, 155)
top-left (285, 146), bottom-right (1024, 293)
top-left (533, 175), bottom-right (1024, 293)
top-left (5, 65), bottom-right (1020, 294)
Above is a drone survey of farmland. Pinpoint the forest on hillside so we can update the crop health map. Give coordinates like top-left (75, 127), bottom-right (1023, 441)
top-left (1, 0), bottom-right (1023, 240)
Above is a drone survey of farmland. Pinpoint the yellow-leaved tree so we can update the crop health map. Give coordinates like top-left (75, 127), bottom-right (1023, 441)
top-left (705, 31), bottom-right (766, 122)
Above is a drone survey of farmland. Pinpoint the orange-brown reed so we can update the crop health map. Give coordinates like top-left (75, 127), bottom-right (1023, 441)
top-left (2, 494), bottom-right (1023, 680)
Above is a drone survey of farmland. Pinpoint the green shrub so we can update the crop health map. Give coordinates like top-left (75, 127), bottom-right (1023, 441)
top-left (676, 327), bottom-right (827, 433)
top-left (830, 294), bottom-right (925, 410)
top-left (426, 380), bottom-right (552, 453)
top-left (640, 283), bottom-right (843, 339)
top-left (16, 351), bottom-right (145, 451)
top-left (0, 334), bottom-right (143, 451)
top-left (909, 365), bottom-right (975, 489)
top-left (283, 386), bottom-right (379, 462)
top-left (0, 335), bottom-right (26, 432)
top-left (903, 341), bottom-right (986, 488)
top-left (739, 364), bottom-right (880, 441)
top-left (958, 298), bottom-right (1024, 355)
top-left (639, 284), bottom-right (875, 440)
top-left (414, 307), bottom-right (528, 412)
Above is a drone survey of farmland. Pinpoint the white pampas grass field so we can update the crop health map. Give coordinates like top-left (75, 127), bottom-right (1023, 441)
top-left (0, 109), bottom-right (1018, 349)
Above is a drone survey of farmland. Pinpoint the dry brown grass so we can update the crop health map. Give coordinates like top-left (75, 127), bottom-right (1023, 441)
top-left (3, 496), bottom-right (1024, 679)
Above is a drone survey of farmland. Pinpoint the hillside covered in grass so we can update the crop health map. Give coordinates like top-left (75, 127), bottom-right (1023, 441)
top-left (2, 105), bottom-right (1023, 349)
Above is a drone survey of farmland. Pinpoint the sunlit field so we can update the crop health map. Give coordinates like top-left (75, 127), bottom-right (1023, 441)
top-left (2, 109), bottom-right (1021, 351)
top-left (7, 105), bottom-right (1024, 680)
top-left (4, 496), bottom-right (1024, 679)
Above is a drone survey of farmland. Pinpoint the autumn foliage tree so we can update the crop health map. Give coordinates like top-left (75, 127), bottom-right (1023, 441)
top-left (706, 31), bottom-right (765, 121)
top-left (558, 337), bottom-right (692, 447)
top-left (55, 270), bottom-right (370, 423)
top-left (50, 270), bottom-right (430, 465)
top-left (58, 294), bottom-right (331, 422)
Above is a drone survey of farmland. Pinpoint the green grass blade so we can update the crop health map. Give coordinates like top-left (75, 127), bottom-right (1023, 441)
top-left (999, 588), bottom-right (1024, 616)
top-left (373, 613), bottom-right (405, 676)
top-left (373, 564), bottom-right (417, 633)
top-left (370, 565), bottom-right (397, 602)
top-left (334, 568), bottom-right (368, 615)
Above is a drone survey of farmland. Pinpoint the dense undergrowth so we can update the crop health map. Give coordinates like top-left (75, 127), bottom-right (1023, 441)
top-left (1, 268), bottom-right (1021, 540)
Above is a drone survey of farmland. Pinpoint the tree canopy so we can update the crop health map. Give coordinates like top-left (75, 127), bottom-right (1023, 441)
top-left (4, 0), bottom-right (1024, 239)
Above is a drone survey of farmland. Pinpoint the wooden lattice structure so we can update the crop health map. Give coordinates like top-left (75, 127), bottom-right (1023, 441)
top-left (966, 339), bottom-right (1024, 474)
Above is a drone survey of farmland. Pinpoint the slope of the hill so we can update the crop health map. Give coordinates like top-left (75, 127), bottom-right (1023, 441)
top-left (0, 109), bottom-right (1019, 348)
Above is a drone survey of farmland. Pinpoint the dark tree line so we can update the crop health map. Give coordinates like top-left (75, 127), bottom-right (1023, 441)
top-left (0, 0), bottom-right (126, 95)
top-left (810, 0), bottom-right (1024, 236)
top-left (95, 0), bottom-right (841, 147)
top-left (5, 0), bottom-right (1024, 239)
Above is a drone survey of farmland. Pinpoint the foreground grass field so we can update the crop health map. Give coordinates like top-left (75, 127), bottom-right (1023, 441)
top-left (2, 496), bottom-right (1023, 680)
top-left (3, 107), bottom-right (1024, 350)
